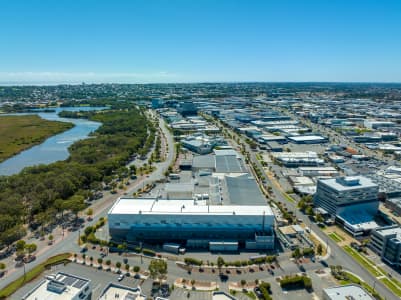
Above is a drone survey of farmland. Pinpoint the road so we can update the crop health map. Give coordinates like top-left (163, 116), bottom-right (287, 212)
top-left (0, 112), bottom-right (175, 291)
top-left (214, 118), bottom-right (398, 300)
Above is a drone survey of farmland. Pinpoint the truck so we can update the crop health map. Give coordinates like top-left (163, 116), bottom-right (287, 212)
top-left (162, 243), bottom-right (185, 254)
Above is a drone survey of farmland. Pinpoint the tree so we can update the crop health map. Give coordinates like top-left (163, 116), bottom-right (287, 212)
top-left (116, 262), bottom-right (122, 270)
top-left (240, 279), bottom-right (246, 287)
top-left (25, 243), bottom-right (37, 255)
top-left (0, 262), bottom-right (6, 272)
top-left (125, 264), bottom-right (130, 272)
top-left (106, 259), bottom-right (111, 266)
top-left (97, 258), bottom-right (103, 265)
top-left (315, 213), bottom-right (324, 223)
top-left (48, 234), bottom-right (54, 242)
top-left (217, 256), bottom-right (225, 274)
top-left (292, 248), bottom-right (302, 259)
top-left (133, 265), bottom-right (140, 273)
top-left (15, 240), bottom-right (26, 252)
top-left (148, 259), bottom-right (168, 281)
top-left (86, 208), bottom-right (93, 218)
top-left (317, 244), bottom-right (323, 256)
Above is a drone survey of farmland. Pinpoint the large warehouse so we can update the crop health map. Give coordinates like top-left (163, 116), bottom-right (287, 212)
top-left (108, 198), bottom-right (274, 250)
top-left (108, 148), bottom-right (275, 251)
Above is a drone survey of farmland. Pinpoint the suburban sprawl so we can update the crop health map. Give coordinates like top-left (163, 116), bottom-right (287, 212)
top-left (1, 83), bottom-right (401, 300)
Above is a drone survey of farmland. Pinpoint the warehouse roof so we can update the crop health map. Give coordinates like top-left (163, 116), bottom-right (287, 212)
top-left (109, 198), bottom-right (273, 216)
top-left (225, 174), bottom-right (267, 205)
top-left (215, 155), bottom-right (246, 173)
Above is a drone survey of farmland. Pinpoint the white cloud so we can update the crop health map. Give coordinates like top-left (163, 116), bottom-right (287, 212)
top-left (0, 71), bottom-right (178, 84)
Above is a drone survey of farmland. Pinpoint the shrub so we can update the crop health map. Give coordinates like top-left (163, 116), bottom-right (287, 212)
top-left (184, 258), bottom-right (203, 266)
top-left (142, 249), bottom-right (156, 257)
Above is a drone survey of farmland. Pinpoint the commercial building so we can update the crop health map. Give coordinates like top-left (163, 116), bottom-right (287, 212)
top-left (314, 176), bottom-right (379, 216)
top-left (108, 198), bottom-right (274, 250)
top-left (273, 151), bottom-right (324, 167)
top-left (370, 225), bottom-right (401, 268)
top-left (108, 149), bottom-right (275, 251)
top-left (323, 284), bottom-right (375, 300)
top-left (299, 166), bottom-right (339, 177)
top-left (364, 119), bottom-right (395, 130)
top-left (287, 135), bottom-right (328, 144)
top-left (314, 176), bottom-right (379, 236)
top-left (22, 272), bottom-right (91, 300)
top-left (181, 134), bottom-right (226, 154)
top-left (98, 283), bottom-right (145, 300)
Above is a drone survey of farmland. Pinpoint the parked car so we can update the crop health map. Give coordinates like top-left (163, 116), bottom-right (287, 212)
top-left (117, 274), bottom-right (124, 281)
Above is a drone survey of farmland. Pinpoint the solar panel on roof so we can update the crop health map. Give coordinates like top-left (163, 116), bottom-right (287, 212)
top-left (73, 279), bottom-right (87, 289)
top-left (62, 276), bottom-right (76, 286)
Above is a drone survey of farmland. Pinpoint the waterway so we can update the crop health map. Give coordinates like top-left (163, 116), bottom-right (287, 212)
top-left (0, 107), bottom-right (107, 176)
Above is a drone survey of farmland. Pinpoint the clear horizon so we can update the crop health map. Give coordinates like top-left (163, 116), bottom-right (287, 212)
top-left (1, 0), bottom-right (401, 84)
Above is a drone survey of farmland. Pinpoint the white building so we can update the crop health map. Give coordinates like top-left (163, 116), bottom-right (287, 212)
top-left (364, 119), bottom-right (395, 129)
top-left (108, 198), bottom-right (274, 250)
top-left (98, 283), bottom-right (145, 300)
top-left (22, 273), bottom-right (91, 300)
top-left (323, 285), bottom-right (375, 300)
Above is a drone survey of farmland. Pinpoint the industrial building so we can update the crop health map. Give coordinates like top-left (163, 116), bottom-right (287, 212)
top-left (181, 134), bottom-right (226, 154)
top-left (272, 151), bottom-right (324, 167)
top-left (108, 149), bottom-right (275, 251)
top-left (108, 198), bottom-right (274, 251)
top-left (314, 176), bottom-right (379, 236)
top-left (370, 225), bottom-right (401, 268)
top-left (22, 272), bottom-right (91, 300)
top-left (287, 135), bottom-right (328, 144)
top-left (323, 285), bottom-right (375, 300)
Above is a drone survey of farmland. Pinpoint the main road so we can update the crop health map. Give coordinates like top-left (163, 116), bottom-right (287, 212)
top-left (0, 111), bottom-right (175, 290)
top-left (214, 117), bottom-right (398, 300)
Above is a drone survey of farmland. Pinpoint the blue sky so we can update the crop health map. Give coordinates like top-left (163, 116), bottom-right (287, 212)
top-left (1, 0), bottom-right (401, 84)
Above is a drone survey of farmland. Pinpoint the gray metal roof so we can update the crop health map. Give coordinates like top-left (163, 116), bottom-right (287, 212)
top-left (225, 174), bottom-right (267, 205)
top-left (215, 155), bottom-right (246, 173)
top-left (192, 155), bottom-right (215, 169)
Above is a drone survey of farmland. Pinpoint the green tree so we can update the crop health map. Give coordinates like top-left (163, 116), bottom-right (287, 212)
top-left (148, 259), bottom-right (168, 281)
top-left (217, 257), bottom-right (225, 274)
top-left (86, 208), bottom-right (93, 218)
top-left (292, 248), bottom-right (302, 259)
top-left (25, 243), bottom-right (37, 255)
top-left (116, 261), bottom-right (122, 270)
top-left (15, 240), bottom-right (26, 252)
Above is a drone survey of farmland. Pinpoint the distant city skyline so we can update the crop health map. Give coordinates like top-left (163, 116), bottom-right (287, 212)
top-left (1, 0), bottom-right (401, 84)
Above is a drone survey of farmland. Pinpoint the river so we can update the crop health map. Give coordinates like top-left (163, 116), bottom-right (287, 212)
top-left (0, 107), bottom-right (107, 176)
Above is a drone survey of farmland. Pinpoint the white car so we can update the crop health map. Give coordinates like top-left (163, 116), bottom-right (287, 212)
top-left (117, 274), bottom-right (124, 281)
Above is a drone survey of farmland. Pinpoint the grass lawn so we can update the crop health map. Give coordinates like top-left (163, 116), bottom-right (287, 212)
top-left (328, 232), bottom-right (344, 243)
top-left (343, 246), bottom-right (382, 277)
top-left (0, 115), bottom-right (73, 162)
top-left (380, 278), bottom-right (401, 297)
top-left (0, 253), bottom-right (71, 299)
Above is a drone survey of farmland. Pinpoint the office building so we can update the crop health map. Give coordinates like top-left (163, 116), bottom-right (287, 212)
top-left (314, 176), bottom-right (379, 216)
top-left (22, 272), bottom-right (91, 300)
top-left (370, 225), bottom-right (401, 268)
top-left (314, 176), bottom-right (379, 236)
